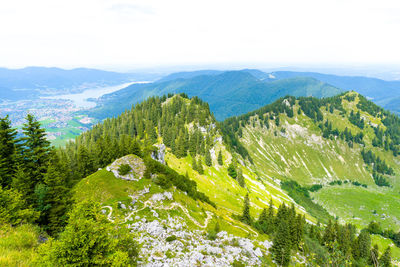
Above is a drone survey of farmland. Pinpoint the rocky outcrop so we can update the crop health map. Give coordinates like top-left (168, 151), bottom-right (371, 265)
top-left (106, 154), bottom-right (146, 181)
top-left (151, 144), bottom-right (166, 164)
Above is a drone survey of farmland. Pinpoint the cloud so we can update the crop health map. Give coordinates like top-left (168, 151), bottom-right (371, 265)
top-left (0, 0), bottom-right (400, 69)
top-left (109, 3), bottom-right (155, 16)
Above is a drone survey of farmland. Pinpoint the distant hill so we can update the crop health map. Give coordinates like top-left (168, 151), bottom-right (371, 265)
top-left (270, 71), bottom-right (400, 114)
top-left (0, 67), bottom-right (159, 101)
top-left (89, 70), bottom-right (342, 120)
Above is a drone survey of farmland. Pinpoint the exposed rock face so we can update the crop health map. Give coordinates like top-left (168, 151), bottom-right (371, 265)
top-left (151, 144), bottom-right (166, 164)
top-left (129, 215), bottom-right (272, 266)
top-left (106, 154), bottom-right (146, 181)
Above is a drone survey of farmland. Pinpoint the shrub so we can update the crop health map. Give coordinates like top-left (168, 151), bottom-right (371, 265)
top-left (165, 235), bottom-right (177, 242)
top-left (118, 164), bottom-right (132, 176)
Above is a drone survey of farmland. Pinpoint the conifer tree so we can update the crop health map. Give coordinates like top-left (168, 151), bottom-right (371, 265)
top-left (205, 148), bottom-right (212, 167)
top-left (0, 116), bottom-right (17, 188)
top-left (192, 157), bottom-right (198, 172)
top-left (130, 140), bottom-right (142, 157)
top-left (41, 152), bottom-right (71, 234)
top-left (236, 168), bottom-right (245, 187)
top-left (217, 150), bottom-right (223, 165)
top-left (271, 220), bottom-right (291, 267)
top-left (21, 114), bottom-right (51, 186)
top-left (77, 146), bottom-right (94, 178)
top-left (380, 247), bottom-right (392, 267)
top-left (197, 158), bottom-right (204, 174)
top-left (241, 193), bottom-right (251, 224)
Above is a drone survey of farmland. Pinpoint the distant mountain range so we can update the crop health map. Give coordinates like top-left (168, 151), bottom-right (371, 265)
top-left (0, 67), bottom-right (159, 101)
top-left (89, 69), bottom-right (400, 120)
top-left (89, 70), bottom-right (342, 120)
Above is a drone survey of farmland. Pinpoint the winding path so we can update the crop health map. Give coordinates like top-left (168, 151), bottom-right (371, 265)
top-left (104, 200), bottom-right (213, 229)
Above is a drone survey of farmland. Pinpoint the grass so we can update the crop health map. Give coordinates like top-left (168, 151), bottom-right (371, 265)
top-left (0, 224), bottom-right (40, 267)
top-left (311, 184), bottom-right (400, 231)
top-left (371, 234), bottom-right (400, 261)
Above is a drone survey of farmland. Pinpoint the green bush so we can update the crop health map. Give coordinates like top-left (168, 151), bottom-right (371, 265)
top-left (118, 164), bottom-right (132, 176)
top-left (165, 235), bottom-right (177, 242)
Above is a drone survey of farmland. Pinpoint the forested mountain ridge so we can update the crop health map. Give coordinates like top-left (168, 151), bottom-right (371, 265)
top-left (222, 91), bottom-right (400, 231)
top-left (270, 71), bottom-right (400, 115)
top-left (0, 67), bottom-right (156, 101)
top-left (1, 92), bottom-right (399, 266)
top-left (88, 70), bottom-right (342, 120)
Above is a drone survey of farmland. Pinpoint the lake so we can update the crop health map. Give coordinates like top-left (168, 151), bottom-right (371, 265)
top-left (43, 81), bottom-right (150, 108)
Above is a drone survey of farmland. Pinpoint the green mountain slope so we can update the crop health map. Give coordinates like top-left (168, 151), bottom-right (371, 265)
top-left (223, 91), bottom-right (400, 230)
top-left (3, 92), bottom-right (400, 266)
top-left (88, 70), bottom-right (342, 120)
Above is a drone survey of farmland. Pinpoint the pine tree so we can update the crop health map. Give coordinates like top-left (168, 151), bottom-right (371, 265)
top-left (130, 140), bottom-right (142, 157)
top-left (205, 148), bottom-right (212, 167)
top-left (323, 220), bottom-right (336, 247)
top-left (192, 156), bottom-right (198, 172)
top-left (357, 230), bottom-right (371, 260)
top-left (0, 116), bottom-right (18, 188)
top-left (21, 114), bottom-right (51, 186)
top-left (380, 247), bottom-right (392, 267)
top-left (217, 150), bottom-right (223, 165)
top-left (271, 220), bottom-right (291, 267)
top-left (197, 158), bottom-right (204, 174)
top-left (236, 168), bottom-right (245, 187)
top-left (41, 152), bottom-right (71, 234)
top-left (77, 146), bottom-right (94, 178)
top-left (241, 193), bottom-right (251, 224)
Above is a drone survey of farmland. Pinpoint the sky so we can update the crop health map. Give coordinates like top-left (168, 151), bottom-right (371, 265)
top-left (1, 0), bottom-right (400, 71)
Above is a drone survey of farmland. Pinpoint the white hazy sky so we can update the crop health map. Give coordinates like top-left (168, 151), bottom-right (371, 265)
top-left (1, 0), bottom-right (400, 70)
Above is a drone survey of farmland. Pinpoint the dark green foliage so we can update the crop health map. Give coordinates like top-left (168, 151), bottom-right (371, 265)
top-left (0, 116), bottom-right (18, 188)
top-left (281, 180), bottom-right (333, 224)
top-left (236, 168), bottom-right (245, 187)
top-left (349, 110), bottom-right (365, 129)
top-left (255, 199), bottom-right (275, 235)
top-left (36, 201), bottom-right (137, 266)
top-left (308, 184), bottom-right (323, 192)
top-left (0, 186), bottom-right (39, 226)
top-left (372, 171), bottom-right (390, 187)
top-left (240, 193), bottom-right (251, 224)
top-left (118, 164), bottom-right (132, 176)
top-left (271, 219), bottom-right (291, 266)
top-left (205, 148), bottom-right (212, 167)
top-left (197, 158), bottom-right (204, 175)
top-left (367, 221), bottom-right (382, 235)
top-left (361, 149), bottom-right (394, 176)
top-left (227, 163), bottom-right (237, 179)
top-left (380, 247), bottom-right (392, 267)
top-left (217, 150), bottom-right (223, 165)
top-left (166, 235), bottom-right (177, 242)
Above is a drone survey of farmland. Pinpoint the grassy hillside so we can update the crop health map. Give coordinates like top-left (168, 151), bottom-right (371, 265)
top-left (225, 92), bottom-right (400, 230)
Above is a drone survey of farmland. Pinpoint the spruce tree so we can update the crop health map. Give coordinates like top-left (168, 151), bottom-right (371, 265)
top-left (21, 114), bottom-right (51, 186)
top-left (192, 157), bottom-right (198, 172)
top-left (241, 193), bottom-right (251, 224)
top-left (41, 152), bottom-right (71, 234)
top-left (271, 220), bottom-right (291, 267)
top-left (380, 247), bottom-right (392, 267)
top-left (205, 148), bottom-right (212, 167)
top-left (237, 168), bottom-right (245, 187)
top-left (217, 150), bottom-right (223, 165)
top-left (77, 146), bottom-right (94, 178)
top-left (130, 140), bottom-right (142, 157)
top-left (0, 116), bottom-right (17, 188)
top-left (197, 158), bottom-right (204, 174)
